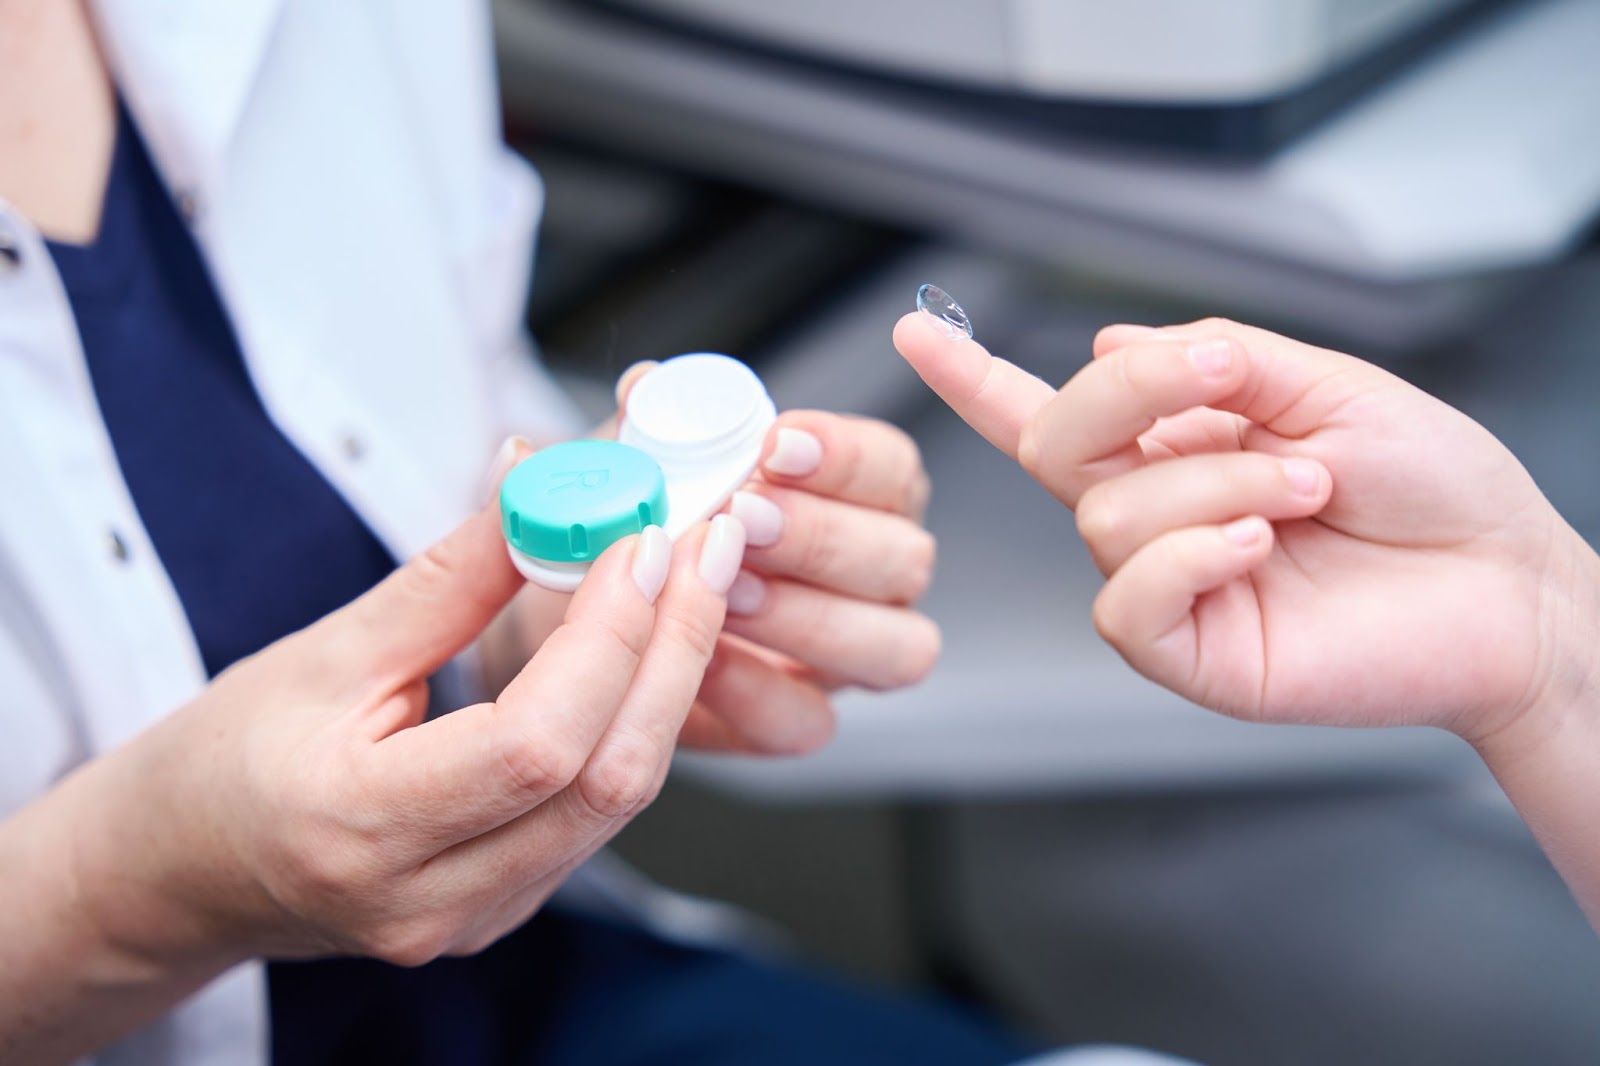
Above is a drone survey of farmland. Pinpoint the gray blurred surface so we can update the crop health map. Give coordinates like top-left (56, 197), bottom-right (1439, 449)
top-left (602, 239), bottom-right (1600, 1065)
top-left (511, 27), bottom-right (1600, 1059)
top-left (928, 781), bottom-right (1600, 1065)
top-left (498, 0), bottom-right (1600, 349)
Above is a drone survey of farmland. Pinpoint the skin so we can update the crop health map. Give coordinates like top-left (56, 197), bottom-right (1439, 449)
top-left (0, 501), bottom-right (744, 1063)
top-left (491, 364), bottom-right (939, 756)
top-left (894, 310), bottom-right (1600, 929)
top-left (0, 4), bottom-right (943, 1060)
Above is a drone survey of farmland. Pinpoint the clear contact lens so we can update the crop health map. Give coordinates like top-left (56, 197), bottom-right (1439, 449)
top-left (916, 284), bottom-right (973, 339)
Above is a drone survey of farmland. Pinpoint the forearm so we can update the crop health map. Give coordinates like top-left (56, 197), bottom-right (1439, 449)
top-left (1472, 528), bottom-right (1600, 930)
top-left (0, 763), bottom-right (233, 1065)
top-left (1479, 709), bottom-right (1600, 929)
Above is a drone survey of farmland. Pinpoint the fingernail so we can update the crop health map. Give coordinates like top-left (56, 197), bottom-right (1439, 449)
top-left (764, 428), bottom-right (823, 478)
top-left (487, 436), bottom-right (532, 489)
top-left (615, 360), bottom-right (659, 408)
top-left (1224, 516), bottom-right (1268, 547)
top-left (1282, 457), bottom-right (1322, 496)
top-left (632, 525), bottom-right (672, 604)
top-left (1188, 338), bottom-right (1236, 377)
top-left (726, 570), bottom-right (767, 616)
top-left (699, 514), bottom-right (748, 593)
top-left (729, 491), bottom-right (784, 548)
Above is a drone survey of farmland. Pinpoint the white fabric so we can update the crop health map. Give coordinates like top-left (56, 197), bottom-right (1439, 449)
top-left (0, 2), bottom-right (581, 1063)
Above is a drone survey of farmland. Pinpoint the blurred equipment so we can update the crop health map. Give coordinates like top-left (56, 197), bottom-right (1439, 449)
top-left (499, 0), bottom-right (1600, 346)
top-left (597, 0), bottom-right (1495, 152)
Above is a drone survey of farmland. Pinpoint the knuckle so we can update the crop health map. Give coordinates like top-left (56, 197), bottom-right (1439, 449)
top-left (577, 731), bottom-right (665, 820)
top-left (1091, 590), bottom-right (1124, 645)
top-left (866, 615), bottom-right (941, 691)
top-left (906, 470), bottom-right (933, 520)
top-left (795, 517), bottom-right (843, 581)
top-left (892, 530), bottom-right (937, 604)
top-left (282, 834), bottom-right (384, 905)
top-left (574, 612), bottom-right (653, 669)
top-left (496, 734), bottom-right (585, 802)
top-left (1189, 315), bottom-right (1240, 334)
top-left (886, 428), bottom-right (929, 513)
top-left (653, 599), bottom-right (722, 664)
top-left (452, 923), bottom-right (512, 958)
top-left (1017, 418), bottom-right (1046, 478)
top-left (393, 540), bottom-right (463, 608)
top-left (889, 617), bottom-right (942, 688)
top-left (365, 917), bottom-right (453, 968)
top-left (1075, 487), bottom-right (1130, 548)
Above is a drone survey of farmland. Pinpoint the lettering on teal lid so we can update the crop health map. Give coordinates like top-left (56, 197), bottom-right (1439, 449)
top-left (548, 469), bottom-right (610, 494)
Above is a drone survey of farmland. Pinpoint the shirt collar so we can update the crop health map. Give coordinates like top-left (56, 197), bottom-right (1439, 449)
top-left (90, 0), bottom-right (283, 197)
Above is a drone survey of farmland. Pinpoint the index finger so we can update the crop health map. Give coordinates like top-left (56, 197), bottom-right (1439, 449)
top-left (892, 310), bottom-right (1057, 460)
top-left (370, 527), bottom-right (669, 852)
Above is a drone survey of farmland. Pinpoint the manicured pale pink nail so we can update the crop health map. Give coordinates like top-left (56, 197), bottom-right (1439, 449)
top-left (632, 525), bottom-right (671, 604)
top-left (1224, 516), bottom-right (1268, 547)
top-left (699, 514), bottom-right (748, 593)
top-left (1188, 338), bottom-right (1236, 377)
top-left (486, 436), bottom-right (532, 493)
top-left (729, 491), bottom-right (784, 548)
top-left (725, 570), bottom-right (768, 616)
top-left (1282, 457), bottom-right (1322, 496)
top-left (764, 428), bottom-right (823, 478)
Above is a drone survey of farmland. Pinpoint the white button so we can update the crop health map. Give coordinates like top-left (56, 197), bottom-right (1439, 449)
top-left (340, 434), bottom-right (366, 461)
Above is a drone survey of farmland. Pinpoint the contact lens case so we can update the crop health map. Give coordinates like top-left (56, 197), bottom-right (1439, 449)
top-left (500, 353), bottom-right (777, 592)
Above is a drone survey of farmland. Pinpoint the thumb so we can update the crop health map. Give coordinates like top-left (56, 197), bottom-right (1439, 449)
top-left (892, 311), bottom-right (1057, 460)
top-left (311, 491), bottom-right (526, 696)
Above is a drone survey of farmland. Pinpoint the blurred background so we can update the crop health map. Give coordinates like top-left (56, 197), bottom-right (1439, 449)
top-left (492, 1), bottom-right (1600, 1062)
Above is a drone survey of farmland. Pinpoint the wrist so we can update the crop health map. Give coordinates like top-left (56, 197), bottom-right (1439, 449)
top-left (65, 731), bottom-right (250, 979)
top-left (0, 760), bottom-right (234, 1062)
top-left (1470, 522), bottom-right (1600, 770)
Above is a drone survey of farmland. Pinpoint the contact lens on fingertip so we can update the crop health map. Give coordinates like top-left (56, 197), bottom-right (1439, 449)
top-left (917, 283), bottom-right (973, 340)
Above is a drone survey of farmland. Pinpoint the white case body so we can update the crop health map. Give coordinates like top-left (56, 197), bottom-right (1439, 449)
top-left (509, 353), bottom-right (777, 591)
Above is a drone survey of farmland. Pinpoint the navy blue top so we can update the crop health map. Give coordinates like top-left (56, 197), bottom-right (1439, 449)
top-left (47, 103), bottom-right (395, 677)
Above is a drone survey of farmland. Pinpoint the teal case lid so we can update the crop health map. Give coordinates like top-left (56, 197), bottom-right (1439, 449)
top-left (500, 440), bottom-right (669, 563)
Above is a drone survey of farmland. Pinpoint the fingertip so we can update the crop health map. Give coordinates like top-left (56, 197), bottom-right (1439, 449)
top-left (1281, 456), bottom-right (1332, 504)
top-left (614, 360), bottom-right (660, 409)
top-left (1222, 515), bottom-right (1274, 552)
top-left (699, 514), bottom-right (748, 594)
top-left (892, 310), bottom-right (943, 363)
top-left (632, 525), bottom-right (672, 604)
top-left (762, 424), bottom-right (826, 480)
top-left (484, 436), bottom-right (536, 502)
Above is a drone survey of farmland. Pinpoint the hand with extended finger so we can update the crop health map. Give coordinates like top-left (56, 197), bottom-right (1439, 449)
top-left (894, 311), bottom-right (1599, 744)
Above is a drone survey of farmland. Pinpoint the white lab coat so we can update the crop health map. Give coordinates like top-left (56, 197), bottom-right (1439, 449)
top-left (0, 2), bottom-right (581, 1062)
